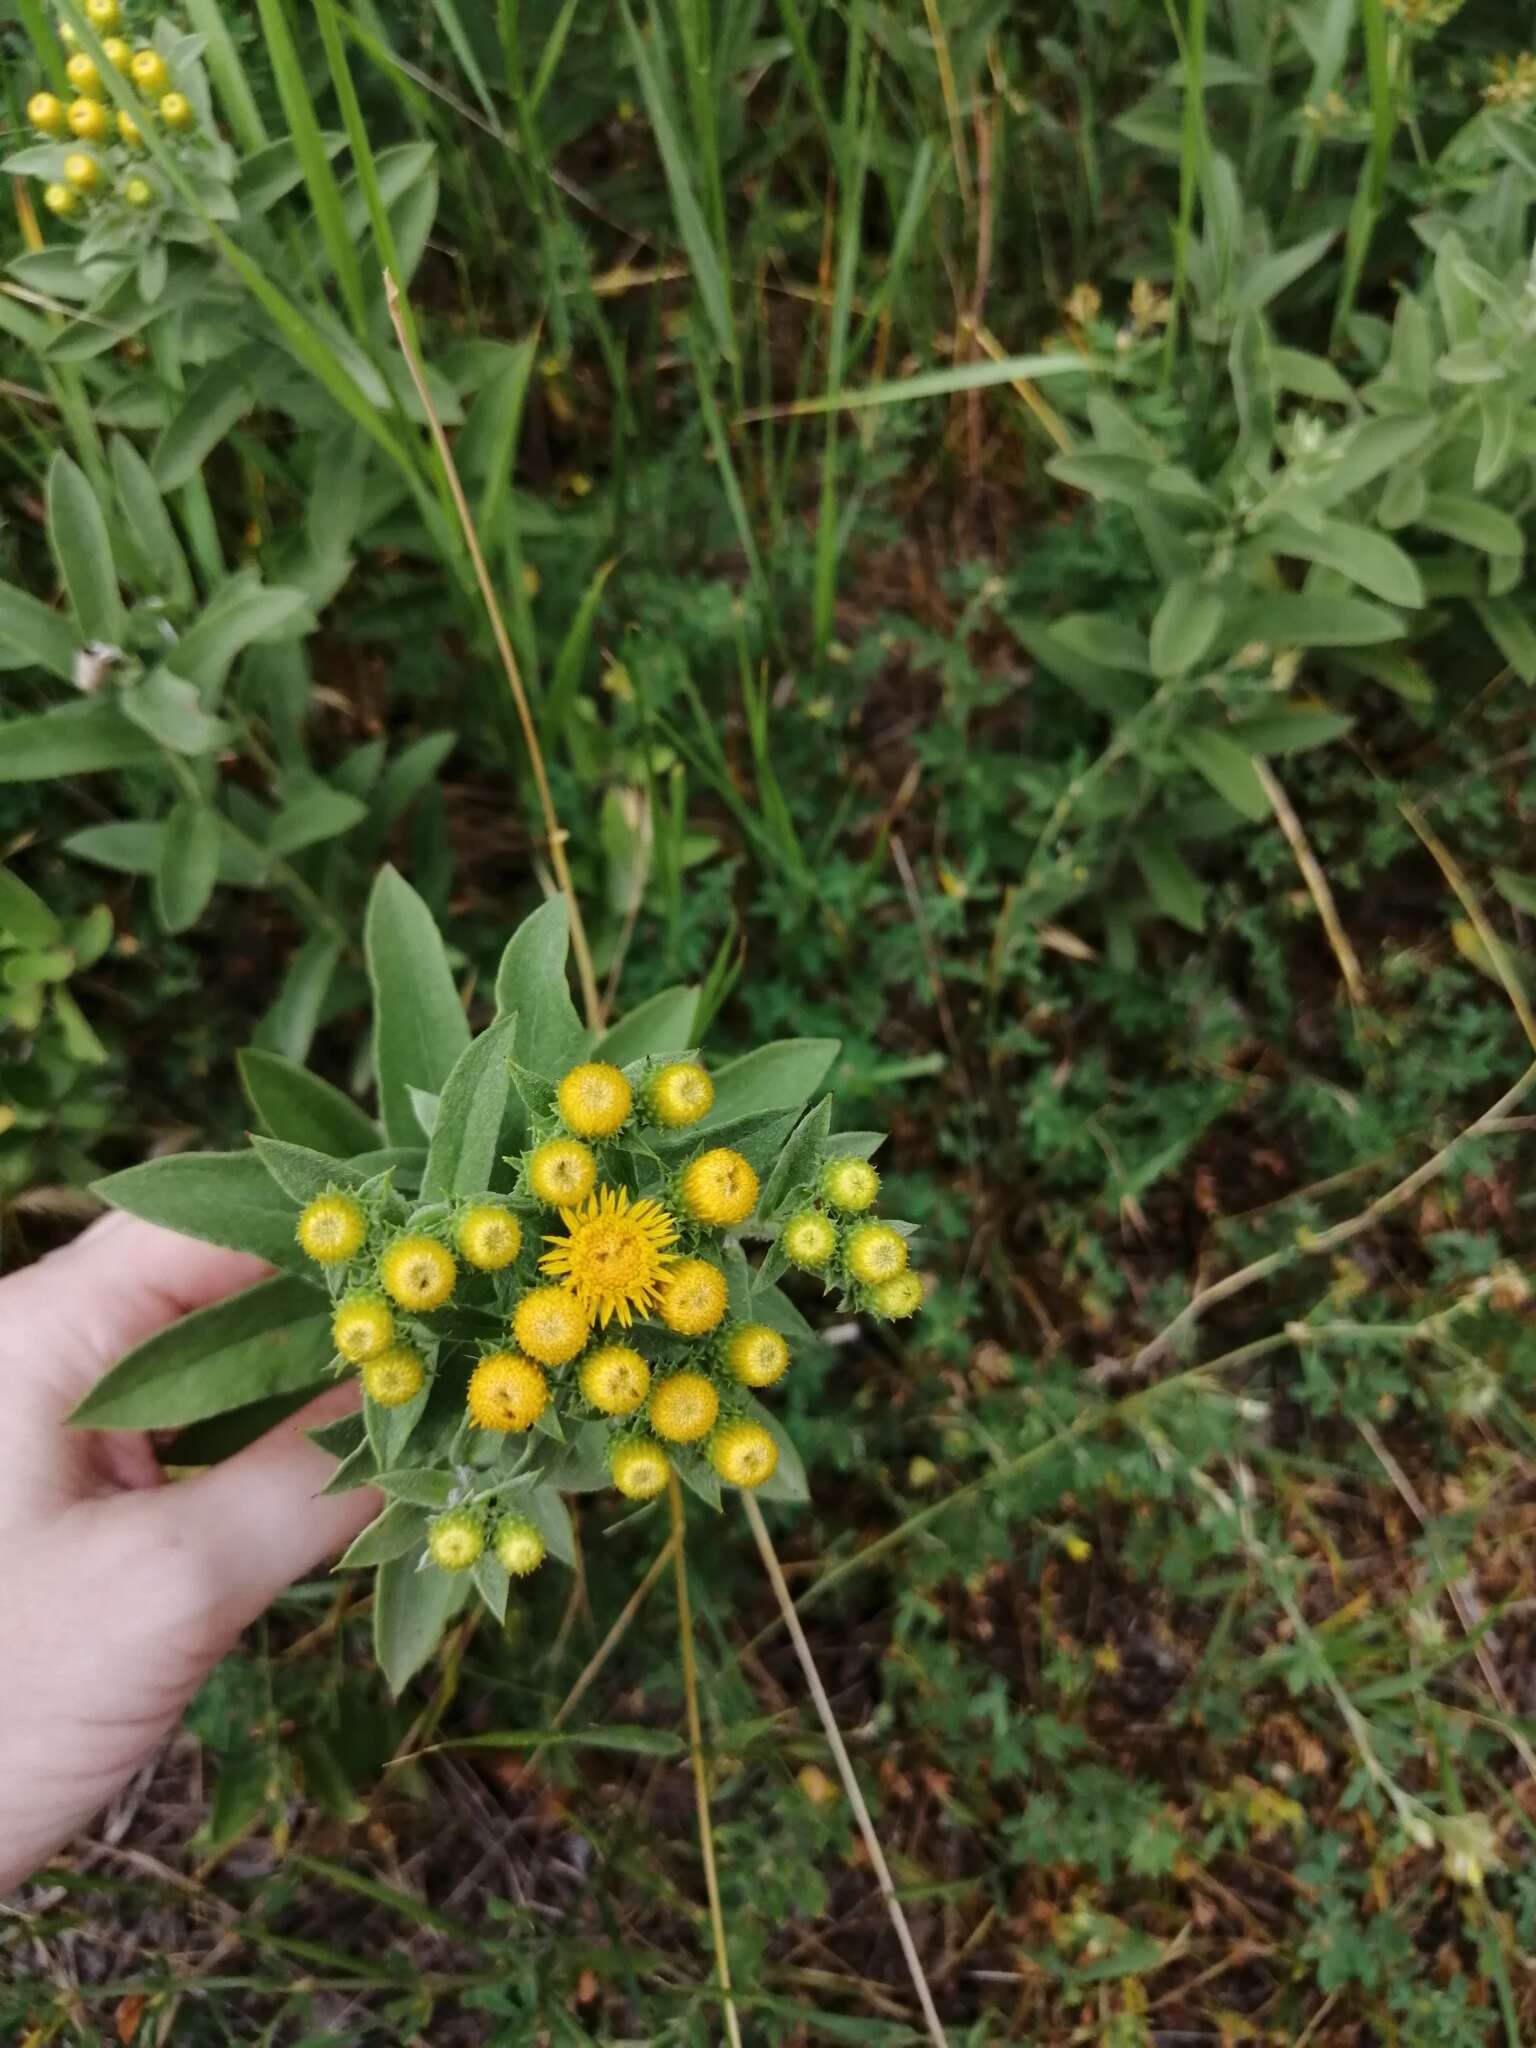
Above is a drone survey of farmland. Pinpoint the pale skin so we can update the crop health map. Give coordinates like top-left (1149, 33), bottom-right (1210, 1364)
top-left (0, 1213), bottom-right (378, 1893)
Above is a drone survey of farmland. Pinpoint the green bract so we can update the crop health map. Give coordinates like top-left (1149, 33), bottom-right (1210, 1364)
top-left (76, 872), bottom-right (918, 1691)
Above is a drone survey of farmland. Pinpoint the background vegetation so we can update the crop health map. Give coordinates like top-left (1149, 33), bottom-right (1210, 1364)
top-left (5, 0), bottom-right (1536, 2039)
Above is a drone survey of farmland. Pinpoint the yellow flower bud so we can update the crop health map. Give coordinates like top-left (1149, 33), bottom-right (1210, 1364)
top-left (646, 1059), bottom-right (713, 1127)
top-left (158, 91), bottom-right (193, 131)
top-left (511, 1285), bottom-right (590, 1367)
top-left (129, 48), bottom-right (170, 95)
top-left (27, 92), bottom-right (67, 137)
top-left (844, 1222), bottom-right (908, 1287)
top-left (427, 1509), bottom-right (484, 1573)
top-left (117, 108), bottom-right (143, 147)
top-left (455, 1202), bottom-right (523, 1272)
top-left (724, 1324), bottom-right (789, 1389)
top-left (526, 1137), bottom-right (597, 1207)
top-left (656, 1258), bottom-right (729, 1337)
top-left (66, 53), bottom-right (104, 98)
top-left (296, 1192), bottom-right (367, 1265)
top-left (610, 1438), bottom-right (670, 1499)
top-left (821, 1156), bottom-right (880, 1213)
top-left (332, 1294), bottom-right (394, 1363)
top-left (709, 1419), bottom-right (778, 1489)
top-left (122, 176), bottom-right (154, 208)
top-left (43, 182), bottom-right (78, 217)
top-left (63, 151), bottom-right (101, 192)
top-left (66, 98), bottom-right (109, 143)
top-left (493, 1514), bottom-right (546, 1576)
top-left (379, 1234), bottom-right (457, 1312)
top-left (781, 1210), bottom-right (837, 1271)
top-left (649, 1370), bottom-right (719, 1444)
top-left (86, 0), bottom-right (122, 28)
top-left (466, 1351), bottom-right (548, 1433)
top-left (579, 1342), bottom-right (651, 1416)
top-left (873, 1271), bottom-right (924, 1320)
top-left (101, 35), bottom-right (133, 71)
top-left (362, 1345), bottom-right (426, 1408)
top-left (557, 1061), bottom-right (632, 1138)
top-left (678, 1147), bottom-right (759, 1228)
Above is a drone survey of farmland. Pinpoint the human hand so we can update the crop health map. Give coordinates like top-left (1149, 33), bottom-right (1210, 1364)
top-left (0, 1212), bottom-right (378, 1892)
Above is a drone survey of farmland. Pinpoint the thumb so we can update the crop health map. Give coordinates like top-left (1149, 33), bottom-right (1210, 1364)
top-left (153, 1384), bottom-right (379, 1644)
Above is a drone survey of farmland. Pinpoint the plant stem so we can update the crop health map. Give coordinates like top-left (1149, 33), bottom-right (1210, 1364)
top-left (742, 1492), bottom-right (950, 2048)
top-left (668, 1476), bottom-right (743, 2048)
top-left (383, 272), bottom-right (604, 1032)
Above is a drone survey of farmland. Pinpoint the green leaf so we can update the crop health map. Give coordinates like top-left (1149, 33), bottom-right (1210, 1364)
top-left (154, 800), bottom-right (221, 934)
top-left (93, 1150), bottom-right (310, 1272)
top-left (1474, 598), bottom-right (1536, 685)
top-left (70, 1275), bottom-right (331, 1429)
top-left (426, 1725), bottom-right (685, 1758)
top-left (1418, 495), bottom-right (1524, 559)
top-left (1312, 414), bottom-right (1436, 506)
top-left (492, 896), bottom-right (589, 1078)
top-left (65, 817), bottom-right (268, 885)
top-left (110, 435), bottom-right (193, 608)
top-left (742, 1395), bottom-right (810, 1506)
top-left (593, 985), bottom-right (700, 1066)
top-left (1493, 867), bottom-right (1536, 916)
top-left (1050, 614), bottom-right (1152, 675)
top-left (756, 1095), bottom-right (832, 1219)
top-left (172, 578), bottom-right (314, 700)
top-left (152, 352), bottom-right (258, 489)
top-left (265, 786), bottom-right (368, 857)
top-left (1260, 515), bottom-right (1424, 609)
top-left (366, 865), bottom-right (472, 1148)
top-left (120, 668), bottom-right (229, 756)
top-left (373, 1550), bottom-right (472, 1695)
top-left (520, 1483), bottom-right (576, 1567)
top-left (1132, 837), bottom-right (1207, 932)
top-left (0, 866), bottom-right (62, 948)
top-left (238, 1048), bottom-right (380, 1157)
top-left (1227, 707), bottom-right (1353, 753)
top-left (0, 579), bottom-right (79, 681)
top-left (47, 451), bottom-right (124, 645)
top-left (376, 1468), bottom-right (456, 1507)
top-left (1149, 580), bottom-right (1223, 678)
top-left (421, 1014), bottom-right (517, 1202)
top-left (1174, 730), bottom-right (1270, 822)
top-left (1229, 593), bottom-right (1403, 648)
top-left (250, 1134), bottom-right (371, 1208)
top-left (701, 1040), bottom-right (840, 1126)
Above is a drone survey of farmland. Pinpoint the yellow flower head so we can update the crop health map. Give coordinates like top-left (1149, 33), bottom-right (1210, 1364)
top-left (679, 1147), bottom-right (759, 1228)
top-left (59, 22), bottom-right (78, 45)
top-left (122, 176), bottom-right (153, 208)
top-left (130, 48), bottom-right (169, 95)
top-left (67, 98), bottom-right (108, 142)
top-left (27, 93), bottom-right (67, 136)
top-left (610, 1437), bottom-right (670, 1500)
top-left (456, 1203), bottom-right (523, 1272)
top-left (63, 154), bottom-right (101, 196)
top-left (781, 1210), bottom-right (837, 1271)
top-left (527, 1137), bottom-right (597, 1208)
top-left (725, 1324), bottom-right (789, 1389)
top-left (873, 1271), bottom-right (924, 1320)
top-left (647, 1059), bottom-right (714, 1127)
top-left (158, 91), bottom-right (193, 130)
top-left (66, 52), bottom-right (104, 98)
top-left (579, 1342), bottom-right (651, 1416)
top-left (539, 1185), bottom-right (678, 1326)
top-left (362, 1345), bottom-right (426, 1408)
top-left (821, 1156), bottom-right (880, 1214)
top-left (656, 1258), bottom-right (729, 1338)
top-left (427, 1509), bottom-right (484, 1573)
top-left (297, 1192), bottom-right (367, 1265)
top-left (44, 183), bottom-right (78, 217)
top-left (710, 1419), bottom-right (779, 1489)
top-left (512, 1285), bottom-right (591, 1367)
top-left (333, 1294), bottom-right (394, 1364)
top-left (557, 1060), bottom-right (632, 1138)
top-left (649, 1370), bottom-right (719, 1444)
top-left (493, 1513), bottom-right (546, 1577)
top-left (845, 1223), bottom-right (908, 1287)
top-left (380, 1234), bottom-right (457, 1311)
top-left (117, 109), bottom-right (143, 146)
top-left (86, 0), bottom-right (121, 27)
top-left (101, 36), bottom-right (132, 71)
top-left (467, 1350), bottom-right (548, 1433)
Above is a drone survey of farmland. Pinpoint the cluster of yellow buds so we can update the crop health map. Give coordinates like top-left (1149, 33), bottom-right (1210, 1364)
top-left (25, 4), bottom-right (198, 225)
top-left (1484, 52), bottom-right (1536, 110)
top-left (293, 1026), bottom-right (920, 1584)
top-left (777, 1154), bottom-right (922, 1320)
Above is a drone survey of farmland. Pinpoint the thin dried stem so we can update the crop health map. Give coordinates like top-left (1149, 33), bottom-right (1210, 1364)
top-left (383, 271), bottom-right (603, 1032)
top-left (742, 1493), bottom-right (950, 2048)
top-left (1256, 758), bottom-right (1367, 1009)
top-left (669, 1476), bottom-right (743, 2048)
top-left (1401, 801), bottom-right (1536, 1056)
top-left (550, 1532), bottom-right (678, 1732)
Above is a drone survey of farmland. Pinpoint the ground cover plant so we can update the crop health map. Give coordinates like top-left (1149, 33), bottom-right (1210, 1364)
top-left (5, 0), bottom-right (1536, 2041)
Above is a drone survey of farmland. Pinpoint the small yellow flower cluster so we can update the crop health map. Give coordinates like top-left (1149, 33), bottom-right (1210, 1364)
top-left (776, 1155), bottom-right (923, 1319)
top-left (1485, 52), bottom-right (1536, 109)
top-left (426, 1506), bottom-right (547, 1578)
top-left (30, 8), bottom-right (197, 225)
